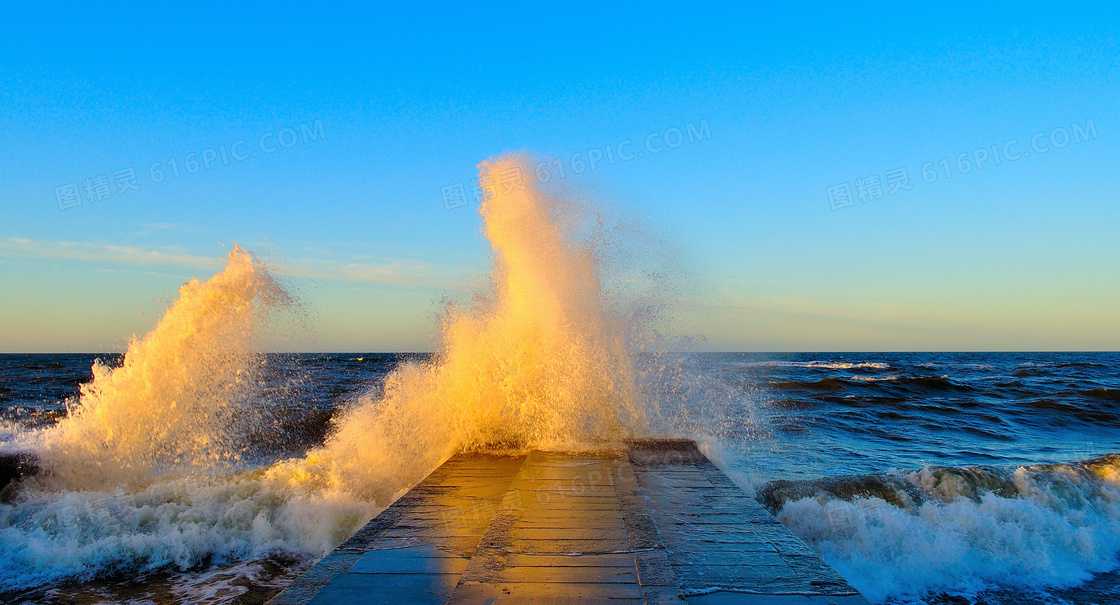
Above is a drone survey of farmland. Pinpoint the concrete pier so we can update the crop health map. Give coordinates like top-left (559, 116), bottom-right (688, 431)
top-left (270, 440), bottom-right (869, 604)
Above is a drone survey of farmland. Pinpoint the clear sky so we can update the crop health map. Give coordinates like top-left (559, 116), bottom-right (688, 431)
top-left (1, 2), bottom-right (1117, 352)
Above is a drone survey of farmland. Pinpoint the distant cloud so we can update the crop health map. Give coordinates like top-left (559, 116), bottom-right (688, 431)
top-left (279, 257), bottom-right (444, 287)
top-left (0, 238), bottom-right (447, 287)
top-left (140, 223), bottom-right (193, 231)
top-left (0, 238), bottom-right (223, 271)
top-left (133, 223), bottom-right (198, 237)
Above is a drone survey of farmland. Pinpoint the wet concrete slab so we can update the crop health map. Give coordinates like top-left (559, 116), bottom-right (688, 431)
top-left (268, 454), bottom-right (525, 605)
top-left (269, 441), bottom-right (870, 604)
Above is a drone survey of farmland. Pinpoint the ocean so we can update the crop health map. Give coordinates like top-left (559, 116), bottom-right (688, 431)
top-left (1, 351), bottom-right (1118, 604)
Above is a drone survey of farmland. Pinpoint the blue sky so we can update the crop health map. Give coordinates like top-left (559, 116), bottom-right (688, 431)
top-left (1, 2), bottom-right (1117, 352)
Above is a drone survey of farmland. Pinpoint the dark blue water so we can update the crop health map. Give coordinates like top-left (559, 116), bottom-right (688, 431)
top-left (1, 352), bottom-right (1118, 604)
top-left (698, 352), bottom-right (1120, 481)
top-left (695, 352), bottom-right (1120, 604)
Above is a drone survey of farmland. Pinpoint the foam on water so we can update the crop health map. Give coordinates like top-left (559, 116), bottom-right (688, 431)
top-left (736, 361), bottom-right (892, 370)
top-left (771, 457), bottom-right (1120, 603)
top-left (0, 470), bottom-right (368, 592)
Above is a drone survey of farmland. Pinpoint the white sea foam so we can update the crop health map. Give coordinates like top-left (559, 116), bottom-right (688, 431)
top-left (804, 362), bottom-right (891, 370)
top-left (775, 461), bottom-right (1120, 603)
top-left (740, 361), bottom-right (891, 370)
top-left (0, 420), bottom-right (22, 448)
top-left (0, 470), bottom-right (372, 591)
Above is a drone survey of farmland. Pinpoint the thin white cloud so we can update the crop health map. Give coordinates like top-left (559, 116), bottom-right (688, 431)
top-left (280, 257), bottom-right (444, 287)
top-left (0, 238), bottom-right (447, 287)
top-left (133, 223), bottom-right (199, 237)
top-left (141, 223), bottom-right (193, 231)
top-left (0, 238), bottom-right (223, 271)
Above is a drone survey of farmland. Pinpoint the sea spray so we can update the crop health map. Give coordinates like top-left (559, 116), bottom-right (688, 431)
top-left (35, 245), bottom-right (290, 489)
top-left (284, 155), bottom-right (758, 504)
top-left (272, 154), bottom-right (652, 502)
top-left (1, 247), bottom-right (379, 594)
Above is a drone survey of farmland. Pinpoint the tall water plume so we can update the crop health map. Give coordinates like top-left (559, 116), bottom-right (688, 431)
top-left (37, 245), bottom-right (289, 488)
top-left (281, 154), bottom-right (650, 502)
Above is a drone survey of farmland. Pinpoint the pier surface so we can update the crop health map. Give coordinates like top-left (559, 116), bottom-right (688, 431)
top-left (270, 440), bottom-right (869, 604)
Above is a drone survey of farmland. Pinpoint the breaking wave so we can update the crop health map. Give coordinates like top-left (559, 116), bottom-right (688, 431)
top-left (759, 455), bottom-right (1120, 603)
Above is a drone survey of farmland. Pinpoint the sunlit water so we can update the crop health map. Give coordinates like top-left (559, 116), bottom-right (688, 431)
top-left (1, 157), bottom-right (1118, 604)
